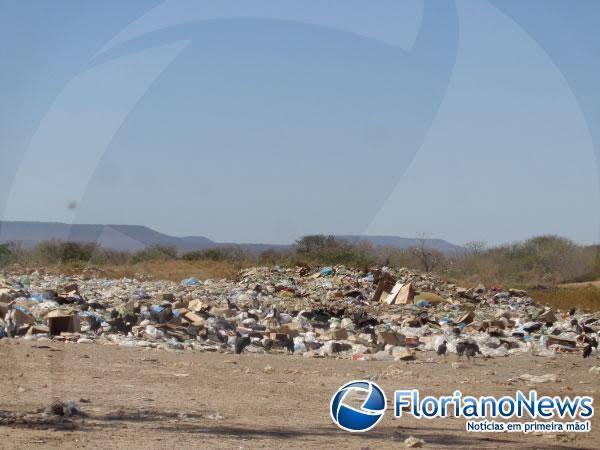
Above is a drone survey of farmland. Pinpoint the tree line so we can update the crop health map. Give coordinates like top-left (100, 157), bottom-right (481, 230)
top-left (0, 234), bottom-right (598, 287)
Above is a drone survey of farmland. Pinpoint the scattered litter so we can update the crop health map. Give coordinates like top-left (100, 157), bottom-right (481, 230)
top-left (451, 362), bottom-right (468, 370)
top-left (0, 265), bottom-right (598, 362)
top-left (404, 436), bottom-right (426, 448)
top-left (181, 277), bottom-right (200, 287)
top-left (45, 400), bottom-right (85, 417)
top-left (517, 373), bottom-right (560, 384)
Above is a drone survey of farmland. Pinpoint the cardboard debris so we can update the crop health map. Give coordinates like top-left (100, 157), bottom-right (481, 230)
top-left (209, 307), bottom-right (236, 318)
top-left (0, 264), bottom-right (597, 362)
top-left (380, 282), bottom-right (415, 305)
top-left (46, 311), bottom-right (81, 336)
top-left (1, 289), bottom-right (15, 302)
top-left (372, 270), bottom-right (396, 303)
top-left (62, 283), bottom-right (79, 295)
top-left (404, 336), bottom-right (420, 347)
top-left (0, 301), bottom-right (8, 318)
top-left (518, 373), bottom-right (559, 383)
top-left (188, 299), bottom-right (207, 312)
top-left (327, 329), bottom-right (348, 340)
top-left (274, 323), bottom-right (302, 338)
top-left (28, 325), bottom-right (50, 335)
top-left (14, 308), bottom-right (35, 327)
top-left (377, 330), bottom-right (404, 346)
top-left (539, 309), bottom-right (557, 324)
top-left (457, 310), bottom-right (475, 325)
top-left (545, 336), bottom-right (576, 348)
top-left (394, 348), bottom-right (416, 361)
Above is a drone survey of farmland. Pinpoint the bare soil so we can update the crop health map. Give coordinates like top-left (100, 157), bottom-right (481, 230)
top-left (1, 340), bottom-right (599, 449)
top-left (559, 281), bottom-right (600, 289)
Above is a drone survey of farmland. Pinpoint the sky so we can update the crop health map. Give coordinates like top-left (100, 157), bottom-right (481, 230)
top-left (1, 0), bottom-right (599, 246)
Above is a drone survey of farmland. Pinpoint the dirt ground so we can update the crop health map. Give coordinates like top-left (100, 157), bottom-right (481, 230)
top-left (560, 281), bottom-right (600, 289)
top-left (1, 340), bottom-right (599, 449)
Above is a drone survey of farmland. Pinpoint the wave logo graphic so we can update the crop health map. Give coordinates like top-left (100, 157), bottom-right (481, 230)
top-left (330, 380), bottom-right (387, 432)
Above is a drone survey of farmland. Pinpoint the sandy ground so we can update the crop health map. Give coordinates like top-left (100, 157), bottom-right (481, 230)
top-left (559, 280), bottom-right (600, 289)
top-left (1, 340), bottom-right (599, 449)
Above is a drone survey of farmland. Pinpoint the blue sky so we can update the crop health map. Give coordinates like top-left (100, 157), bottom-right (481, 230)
top-left (1, 1), bottom-right (599, 245)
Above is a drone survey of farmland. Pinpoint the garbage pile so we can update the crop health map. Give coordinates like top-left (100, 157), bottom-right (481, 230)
top-left (1, 266), bottom-right (599, 360)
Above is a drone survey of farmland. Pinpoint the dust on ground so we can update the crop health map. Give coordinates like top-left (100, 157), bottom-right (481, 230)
top-left (1, 340), bottom-right (599, 449)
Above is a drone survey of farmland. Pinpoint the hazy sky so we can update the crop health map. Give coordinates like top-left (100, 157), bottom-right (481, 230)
top-left (1, 1), bottom-right (599, 245)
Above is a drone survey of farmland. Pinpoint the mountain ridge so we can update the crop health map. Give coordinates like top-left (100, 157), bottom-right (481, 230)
top-left (0, 221), bottom-right (463, 253)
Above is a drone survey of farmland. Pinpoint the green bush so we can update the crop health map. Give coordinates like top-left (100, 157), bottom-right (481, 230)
top-left (258, 249), bottom-right (281, 265)
top-left (0, 243), bottom-right (16, 267)
top-left (0, 235), bottom-right (596, 288)
top-left (131, 245), bottom-right (177, 263)
top-left (444, 235), bottom-right (593, 286)
top-left (88, 248), bottom-right (132, 265)
top-left (31, 240), bottom-right (99, 264)
top-left (181, 246), bottom-right (250, 262)
top-left (292, 235), bottom-right (376, 268)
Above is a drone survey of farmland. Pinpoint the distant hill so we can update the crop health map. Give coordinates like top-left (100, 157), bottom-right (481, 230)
top-left (336, 235), bottom-right (464, 253)
top-left (0, 221), bottom-right (462, 254)
top-left (0, 221), bottom-right (290, 254)
top-left (0, 221), bottom-right (206, 251)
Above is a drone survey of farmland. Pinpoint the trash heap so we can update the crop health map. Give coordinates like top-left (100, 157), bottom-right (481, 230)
top-left (1, 266), bottom-right (598, 360)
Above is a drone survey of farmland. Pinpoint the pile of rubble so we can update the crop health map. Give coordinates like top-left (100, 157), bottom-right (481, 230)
top-left (1, 265), bottom-right (598, 360)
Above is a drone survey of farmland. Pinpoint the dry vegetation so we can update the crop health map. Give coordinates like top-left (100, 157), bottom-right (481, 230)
top-left (32, 260), bottom-right (245, 282)
top-left (104, 259), bottom-right (247, 281)
top-left (529, 286), bottom-right (600, 312)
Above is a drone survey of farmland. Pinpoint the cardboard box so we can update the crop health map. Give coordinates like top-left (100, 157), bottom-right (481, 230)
top-left (46, 311), bottom-right (81, 335)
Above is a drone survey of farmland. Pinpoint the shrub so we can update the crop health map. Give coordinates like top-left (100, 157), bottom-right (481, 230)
top-left (131, 245), bottom-right (177, 263)
top-left (31, 240), bottom-right (98, 264)
top-left (0, 243), bottom-right (16, 267)
top-left (88, 248), bottom-right (131, 265)
top-left (182, 246), bottom-right (251, 262)
top-left (292, 235), bottom-right (376, 268)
